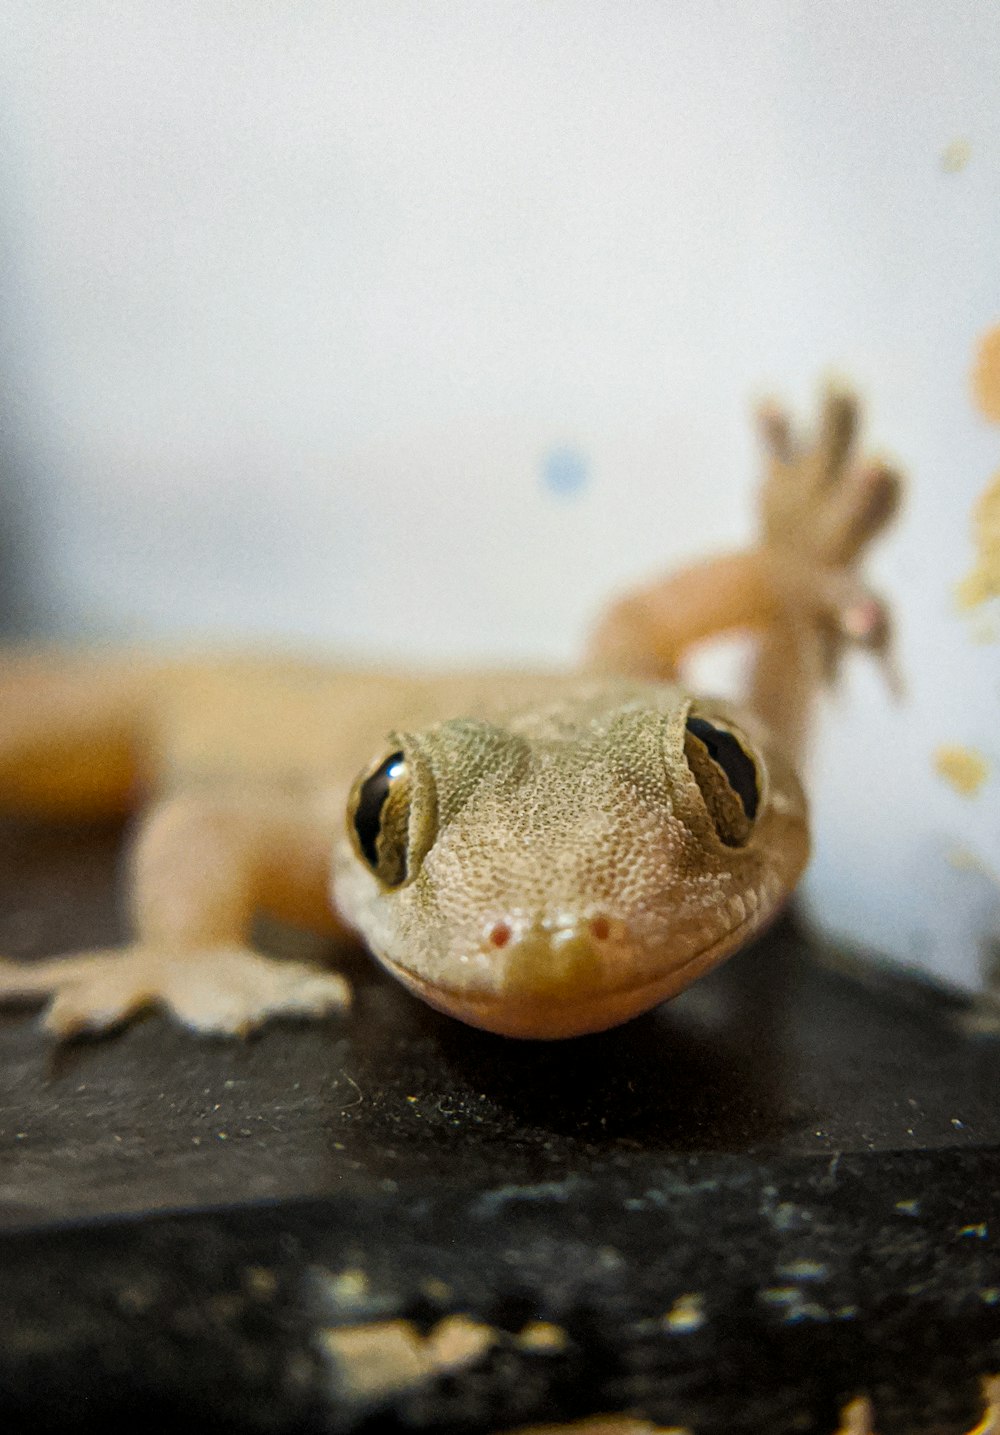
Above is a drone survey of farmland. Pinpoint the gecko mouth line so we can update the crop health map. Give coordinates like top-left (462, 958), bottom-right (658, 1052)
top-left (374, 896), bottom-right (774, 1034)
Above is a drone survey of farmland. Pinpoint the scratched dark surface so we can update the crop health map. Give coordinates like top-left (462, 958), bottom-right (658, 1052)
top-left (1, 815), bottom-right (999, 1434)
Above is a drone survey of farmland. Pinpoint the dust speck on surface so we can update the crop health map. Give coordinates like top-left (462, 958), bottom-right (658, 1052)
top-left (516, 1320), bottom-right (569, 1352)
top-left (934, 744), bottom-right (991, 796)
top-left (424, 1313), bottom-right (498, 1369)
top-left (320, 1318), bottom-right (427, 1400)
top-left (324, 1268), bottom-right (370, 1306)
top-left (244, 1265), bottom-right (278, 1299)
top-left (833, 1396), bottom-right (876, 1435)
top-left (661, 1293), bottom-right (706, 1333)
top-left (320, 1313), bottom-right (498, 1401)
top-left (496, 1419), bottom-right (693, 1435)
top-left (421, 1276), bottom-right (452, 1303)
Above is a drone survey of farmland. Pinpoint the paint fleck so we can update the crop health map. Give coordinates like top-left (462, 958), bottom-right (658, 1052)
top-left (934, 744), bottom-right (991, 796)
top-left (973, 325), bottom-right (1000, 424)
top-left (894, 1198), bottom-right (921, 1217)
top-left (941, 138), bottom-right (972, 173)
top-left (958, 1222), bottom-right (988, 1239)
top-left (542, 446), bottom-right (589, 498)
top-left (970, 614), bottom-right (1000, 643)
top-left (948, 848), bottom-right (998, 879)
top-left (957, 471), bottom-right (1000, 610)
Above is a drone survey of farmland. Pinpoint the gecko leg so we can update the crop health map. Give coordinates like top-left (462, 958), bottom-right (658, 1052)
top-left (0, 791), bottom-right (351, 1038)
top-left (586, 384), bottom-right (902, 762)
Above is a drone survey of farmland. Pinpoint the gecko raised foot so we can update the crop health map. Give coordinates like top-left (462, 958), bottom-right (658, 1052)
top-left (585, 384), bottom-right (903, 763)
top-left (755, 384), bottom-right (902, 676)
top-left (0, 946), bottom-right (351, 1038)
top-left (748, 384), bottom-right (903, 756)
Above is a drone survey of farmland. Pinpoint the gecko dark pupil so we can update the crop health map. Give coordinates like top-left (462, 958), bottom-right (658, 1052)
top-left (354, 751), bottom-right (406, 869)
top-left (684, 717), bottom-right (759, 821)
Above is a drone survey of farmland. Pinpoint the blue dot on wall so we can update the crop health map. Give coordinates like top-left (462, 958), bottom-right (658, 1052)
top-left (541, 445), bottom-right (589, 498)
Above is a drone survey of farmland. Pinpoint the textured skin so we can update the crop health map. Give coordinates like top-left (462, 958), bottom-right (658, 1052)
top-left (334, 681), bottom-right (807, 1038)
top-left (0, 387), bottom-right (900, 1040)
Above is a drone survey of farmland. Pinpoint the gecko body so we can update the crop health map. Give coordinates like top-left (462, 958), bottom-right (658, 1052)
top-left (0, 388), bottom-right (900, 1040)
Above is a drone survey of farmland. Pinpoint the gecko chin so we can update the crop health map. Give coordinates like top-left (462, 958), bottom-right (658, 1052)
top-left (372, 909), bottom-right (768, 1040)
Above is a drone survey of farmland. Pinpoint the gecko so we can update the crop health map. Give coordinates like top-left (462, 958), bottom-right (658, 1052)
top-left (0, 387), bottom-right (900, 1041)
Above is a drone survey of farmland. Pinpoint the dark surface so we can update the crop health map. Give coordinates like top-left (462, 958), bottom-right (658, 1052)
top-left (1, 817), bottom-right (999, 1433)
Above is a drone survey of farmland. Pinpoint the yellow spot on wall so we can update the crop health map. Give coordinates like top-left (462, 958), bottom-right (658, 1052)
top-left (948, 848), bottom-right (993, 875)
top-left (972, 325), bottom-right (1000, 424)
top-left (941, 137), bottom-right (972, 173)
top-left (970, 615), bottom-right (999, 643)
top-left (957, 471), bottom-right (1000, 610)
top-left (934, 745), bottom-right (991, 797)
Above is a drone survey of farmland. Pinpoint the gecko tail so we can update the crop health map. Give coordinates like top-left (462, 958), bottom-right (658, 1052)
top-left (0, 646), bottom-right (153, 817)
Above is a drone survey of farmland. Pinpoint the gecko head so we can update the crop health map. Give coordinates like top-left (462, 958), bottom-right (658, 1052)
top-left (332, 680), bottom-right (808, 1040)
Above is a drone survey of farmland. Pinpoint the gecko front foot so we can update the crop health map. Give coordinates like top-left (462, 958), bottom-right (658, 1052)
top-left (0, 946), bottom-right (351, 1038)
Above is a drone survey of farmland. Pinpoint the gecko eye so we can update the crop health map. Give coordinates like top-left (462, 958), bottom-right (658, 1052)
top-left (349, 750), bottom-right (411, 888)
top-left (683, 715), bottom-right (760, 847)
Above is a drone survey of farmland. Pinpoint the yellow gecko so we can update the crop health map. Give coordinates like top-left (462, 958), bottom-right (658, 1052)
top-left (0, 388), bottom-right (900, 1041)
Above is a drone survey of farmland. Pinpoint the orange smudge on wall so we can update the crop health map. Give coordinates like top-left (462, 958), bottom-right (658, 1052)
top-left (972, 325), bottom-right (1000, 424)
top-left (934, 744), bottom-right (991, 797)
top-left (957, 470), bottom-right (1000, 611)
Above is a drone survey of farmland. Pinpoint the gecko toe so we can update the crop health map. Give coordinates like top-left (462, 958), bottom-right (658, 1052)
top-left (44, 979), bottom-right (154, 1039)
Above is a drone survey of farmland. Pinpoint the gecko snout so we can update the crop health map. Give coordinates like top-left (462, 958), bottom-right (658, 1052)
top-left (486, 914), bottom-right (628, 999)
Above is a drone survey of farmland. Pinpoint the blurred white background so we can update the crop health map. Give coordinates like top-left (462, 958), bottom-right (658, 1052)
top-left (0, 1), bottom-right (998, 987)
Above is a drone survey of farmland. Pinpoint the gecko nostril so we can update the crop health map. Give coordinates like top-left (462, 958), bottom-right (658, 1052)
top-left (590, 915), bottom-right (611, 942)
top-left (488, 921), bottom-right (512, 950)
